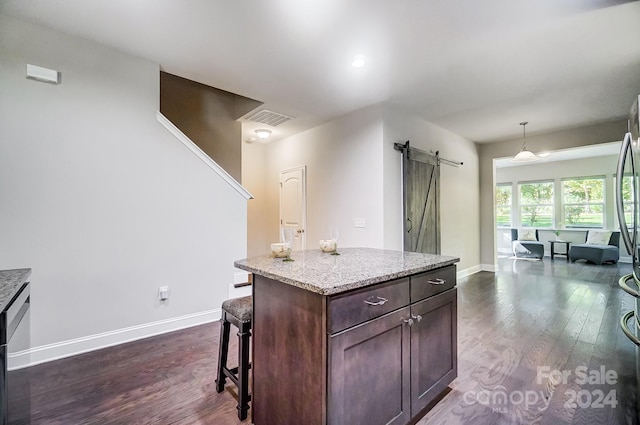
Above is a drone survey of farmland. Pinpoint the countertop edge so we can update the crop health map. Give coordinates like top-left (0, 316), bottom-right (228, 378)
top-left (234, 256), bottom-right (460, 296)
top-left (0, 268), bottom-right (32, 313)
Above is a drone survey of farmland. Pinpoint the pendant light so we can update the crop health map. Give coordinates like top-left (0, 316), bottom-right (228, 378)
top-left (511, 121), bottom-right (540, 163)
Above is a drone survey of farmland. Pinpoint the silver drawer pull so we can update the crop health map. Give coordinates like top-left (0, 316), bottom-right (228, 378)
top-left (402, 318), bottom-right (414, 326)
top-left (364, 296), bottom-right (388, 306)
top-left (411, 314), bottom-right (422, 322)
top-left (427, 278), bottom-right (446, 285)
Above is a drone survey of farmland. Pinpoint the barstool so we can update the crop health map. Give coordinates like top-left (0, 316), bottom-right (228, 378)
top-left (216, 295), bottom-right (252, 421)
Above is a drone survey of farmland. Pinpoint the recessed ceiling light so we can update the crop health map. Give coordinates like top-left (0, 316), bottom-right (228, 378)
top-left (255, 129), bottom-right (272, 139)
top-left (352, 56), bottom-right (366, 68)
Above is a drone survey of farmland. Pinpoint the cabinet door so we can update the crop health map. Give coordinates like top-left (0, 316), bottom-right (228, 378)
top-left (328, 307), bottom-right (411, 425)
top-left (410, 288), bottom-right (457, 415)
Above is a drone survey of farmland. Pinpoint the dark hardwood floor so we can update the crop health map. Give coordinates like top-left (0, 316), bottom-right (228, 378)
top-left (419, 257), bottom-right (637, 425)
top-left (19, 321), bottom-right (242, 424)
top-left (21, 257), bottom-right (638, 424)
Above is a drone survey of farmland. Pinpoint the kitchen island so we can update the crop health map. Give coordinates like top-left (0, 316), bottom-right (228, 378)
top-left (235, 248), bottom-right (459, 425)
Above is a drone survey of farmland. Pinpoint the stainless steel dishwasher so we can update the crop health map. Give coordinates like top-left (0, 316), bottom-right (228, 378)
top-left (1, 282), bottom-right (31, 425)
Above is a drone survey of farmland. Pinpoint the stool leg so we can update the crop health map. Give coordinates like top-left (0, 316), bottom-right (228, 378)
top-left (215, 314), bottom-right (230, 393)
top-left (236, 322), bottom-right (251, 420)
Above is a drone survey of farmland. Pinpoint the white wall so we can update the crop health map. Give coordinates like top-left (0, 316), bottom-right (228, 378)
top-left (382, 107), bottom-right (481, 274)
top-left (250, 106), bottom-right (385, 252)
top-left (0, 16), bottom-right (247, 365)
top-left (242, 141), bottom-right (271, 257)
top-left (244, 105), bottom-right (481, 276)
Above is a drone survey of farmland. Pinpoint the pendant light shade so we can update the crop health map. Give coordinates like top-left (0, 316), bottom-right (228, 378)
top-left (512, 149), bottom-right (539, 162)
top-left (511, 121), bottom-right (540, 163)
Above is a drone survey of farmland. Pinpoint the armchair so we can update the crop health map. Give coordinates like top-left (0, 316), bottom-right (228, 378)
top-left (511, 228), bottom-right (545, 260)
top-left (568, 231), bottom-right (619, 265)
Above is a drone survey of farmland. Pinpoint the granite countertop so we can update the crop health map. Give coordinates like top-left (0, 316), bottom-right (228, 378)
top-left (234, 247), bottom-right (459, 295)
top-left (0, 269), bottom-right (31, 312)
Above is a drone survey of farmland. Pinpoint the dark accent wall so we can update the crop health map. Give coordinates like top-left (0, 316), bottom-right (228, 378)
top-left (160, 71), bottom-right (262, 182)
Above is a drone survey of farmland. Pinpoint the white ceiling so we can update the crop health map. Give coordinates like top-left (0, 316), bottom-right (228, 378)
top-left (2, 0), bottom-right (640, 144)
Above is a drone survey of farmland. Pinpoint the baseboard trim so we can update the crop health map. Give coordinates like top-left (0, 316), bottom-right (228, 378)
top-left (9, 309), bottom-right (221, 369)
top-left (457, 265), bottom-right (481, 279)
top-left (480, 263), bottom-right (499, 273)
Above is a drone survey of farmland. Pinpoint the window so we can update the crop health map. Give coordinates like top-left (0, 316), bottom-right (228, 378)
top-left (495, 184), bottom-right (512, 227)
top-left (519, 181), bottom-right (554, 228)
top-left (561, 177), bottom-right (605, 228)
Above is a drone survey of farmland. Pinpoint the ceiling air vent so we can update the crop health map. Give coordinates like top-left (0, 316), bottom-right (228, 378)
top-left (244, 109), bottom-right (293, 127)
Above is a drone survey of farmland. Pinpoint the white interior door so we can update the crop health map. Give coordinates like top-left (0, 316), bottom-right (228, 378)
top-left (280, 166), bottom-right (306, 250)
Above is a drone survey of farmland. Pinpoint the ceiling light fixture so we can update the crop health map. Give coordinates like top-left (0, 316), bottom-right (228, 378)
top-left (351, 55), bottom-right (366, 68)
top-left (255, 129), bottom-right (272, 139)
top-left (511, 121), bottom-right (540, 163)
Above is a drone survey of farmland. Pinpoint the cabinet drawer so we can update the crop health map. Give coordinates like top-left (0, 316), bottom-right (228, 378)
top-left (328, 278), bottom-right (410, 334)
top-left (410, 265), bottom-right (456, 302)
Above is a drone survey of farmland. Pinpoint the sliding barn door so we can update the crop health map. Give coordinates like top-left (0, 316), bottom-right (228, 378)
top-left (402, 148), bottom-right (440, 254)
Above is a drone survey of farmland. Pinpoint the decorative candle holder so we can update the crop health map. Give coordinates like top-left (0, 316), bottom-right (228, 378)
top-left (320, 240), bottom-right (337, 253)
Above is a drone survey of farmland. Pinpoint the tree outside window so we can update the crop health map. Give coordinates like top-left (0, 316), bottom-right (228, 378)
top-left (562, 177), bottom-right (604, 228)
top-left (519, 181), bottom-right (554, 227)
top-left (617, 175), bottom-right (634, 227)
top-left (496, 184), bottom-right (512, 227)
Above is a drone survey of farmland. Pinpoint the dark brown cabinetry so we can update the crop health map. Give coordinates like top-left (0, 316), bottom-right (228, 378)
top-left (410, 288), bottom-right (457, 415)
top-left (252, 264), bottom-right (457, 425)
top-left (411, 265), bottom-right (456, 302)
top-left (327, 267), bottom-right (456, 425)
top-left (328, 307), bottom-right (411, 425)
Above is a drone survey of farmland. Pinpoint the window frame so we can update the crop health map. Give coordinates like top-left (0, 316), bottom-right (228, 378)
top-left (560, 176), bottom-right (605, 229)
top-left (495, 183), bottom-right (512, 228)
top-left (518, 180), bottom-right (554, 228)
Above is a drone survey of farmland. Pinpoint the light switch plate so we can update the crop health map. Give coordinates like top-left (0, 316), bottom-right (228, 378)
top-left (354, 218), bottom-right (366, 228)
top-left (158, 286), bottom-right (170, 301)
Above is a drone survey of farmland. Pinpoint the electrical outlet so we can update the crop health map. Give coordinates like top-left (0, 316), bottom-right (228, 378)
top-left (354, 218), bottom-right (366, 228)
top-left (158, 286), bottom-right (170, 301)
